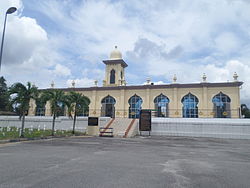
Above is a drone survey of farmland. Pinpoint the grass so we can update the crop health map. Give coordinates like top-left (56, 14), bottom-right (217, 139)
top-left (0, 127), bottom-right (85, 140)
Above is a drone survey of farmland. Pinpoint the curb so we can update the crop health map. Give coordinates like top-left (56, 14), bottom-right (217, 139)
top-left (0, 134), bottom-right (89, 145)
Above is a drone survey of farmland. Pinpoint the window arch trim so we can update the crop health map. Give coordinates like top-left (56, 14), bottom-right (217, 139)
top-left (154, 93), bottom-right (170, 117)
top-left (101, 95), bottom-right (116, 104)
top-left (128, 94), bottom-right (143, 118)
top-left (181, 92), bottom-right (199, 118)
top-left (212, 92), bottom-right (231, 118)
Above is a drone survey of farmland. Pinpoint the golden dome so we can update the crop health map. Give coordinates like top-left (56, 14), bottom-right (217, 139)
top-left (110, 46), bottom-right (122, 60)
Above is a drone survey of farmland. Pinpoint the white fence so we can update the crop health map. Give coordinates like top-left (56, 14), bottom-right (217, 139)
top-left (1, 116), bottom-right (250, 139)
top-left (0, 116), bottom-right (111, 132)
top-left (151, 118), bottom-right (250, 139)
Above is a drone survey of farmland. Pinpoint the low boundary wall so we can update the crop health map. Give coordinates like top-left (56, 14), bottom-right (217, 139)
top-left (151, 118), bottom-right (250, 139)
top-left (1, 116), bottom-right (249, 139)
top-left (0, 116), bottom-right (110, 132)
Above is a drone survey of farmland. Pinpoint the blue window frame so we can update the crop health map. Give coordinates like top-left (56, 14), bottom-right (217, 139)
top-left (182, 93), bottom-right (199, 118)
top-left (101, 95), bottom-right (116, 104)
top-left (212, 92), bottom-right (231, 118)
top-left (129, 94), bottom-right (143, 118)
top-left (154, 94), bottom-right (169, 117)
top-left (101, 95), bottom-right (116, 118)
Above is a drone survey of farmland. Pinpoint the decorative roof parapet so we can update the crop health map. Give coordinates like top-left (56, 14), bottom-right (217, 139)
top-left (42, 81), bottom-right (243, 92)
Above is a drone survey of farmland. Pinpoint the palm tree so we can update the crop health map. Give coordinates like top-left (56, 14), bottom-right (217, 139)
top-left (241, 104), bottom-right (250, 118)
top-left (65, 92), bottom-right (90, 134)
top-left (40, 90), bottom-right (66, 136)
top-left (0, 76), bottom-right (10, 112)
top-left (9, 82), bottom-right (38, 137)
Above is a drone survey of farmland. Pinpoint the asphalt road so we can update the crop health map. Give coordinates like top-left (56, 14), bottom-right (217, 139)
top-left (0, 136), bottom-right (250, 188)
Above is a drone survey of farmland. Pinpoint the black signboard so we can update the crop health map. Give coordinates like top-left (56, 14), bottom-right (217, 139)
top-left (139, 110), bottom-right (151, 132)
top-left (88, 117), bottom-right (99, 126)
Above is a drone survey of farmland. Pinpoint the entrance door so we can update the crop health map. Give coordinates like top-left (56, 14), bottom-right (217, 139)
top-left (105, 104), bottom-right (114, 118)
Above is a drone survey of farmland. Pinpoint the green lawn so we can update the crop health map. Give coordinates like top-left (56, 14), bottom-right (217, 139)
top-left (0, 127), bottom-right (85, 140)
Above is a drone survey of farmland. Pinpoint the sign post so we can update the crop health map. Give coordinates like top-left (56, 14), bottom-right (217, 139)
top-left (88, 117), bottom-right (99, 126)
top-left (139, 110), bottom-right (151, 136)
top-left (87, 117), bottom-right (99, 136)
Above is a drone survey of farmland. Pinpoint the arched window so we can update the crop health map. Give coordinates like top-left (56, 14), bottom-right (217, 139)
top-left (154, 94), bottom-right (169, 117)
top-left (212, 92), bottom-right (231, 118)
top-left (110, 69), bottom-right (115, 84)
top-left (101, 95), bottom-right (116, 117)
top-left (77, 96), bottom-right (90, 117)
top-left (128, 94), bottom-right (143, 118)
top-left (57, 101), bottom-right (66, 116)
top-left (101, 95), bottom-right (116, 104)
top-left (182, 93), bottom-right (199, 118)
top-left (35, 99), bottom-right (46, 116)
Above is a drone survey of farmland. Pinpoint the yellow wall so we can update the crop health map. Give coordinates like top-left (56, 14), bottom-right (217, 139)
top-left (29, 83), bottom-right (241, 118)
top-left (104, 64), bottom-right (125, 87)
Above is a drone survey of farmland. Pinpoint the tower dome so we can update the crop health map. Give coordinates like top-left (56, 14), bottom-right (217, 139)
top-left (110, 46), bottom-right (122, 60)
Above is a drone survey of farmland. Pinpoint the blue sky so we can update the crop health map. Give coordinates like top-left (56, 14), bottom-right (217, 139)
top-left (0, 0), bottom-right (250, 105)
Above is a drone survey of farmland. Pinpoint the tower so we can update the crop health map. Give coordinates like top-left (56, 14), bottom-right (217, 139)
top-left (103, 46), bottom-right (127, 86)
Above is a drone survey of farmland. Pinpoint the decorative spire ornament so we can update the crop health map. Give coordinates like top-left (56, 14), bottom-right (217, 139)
top-left (94, 80), bottom-right (98, 86)
top-left (71, 80), bottom-right (75, 88)
top-left (173, 74), bottom-right (177, 83)
top-left (51, 81), bottom-right (54, 88)
top-left (146, 77), bottom-right (151, 85)
top-left (233, 72), bottom-right (238, 82)
top-left (202, 73), bottom-right (207, 82)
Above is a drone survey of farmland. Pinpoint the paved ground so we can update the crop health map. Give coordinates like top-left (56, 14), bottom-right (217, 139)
top-left (0, 136), bottom-right (250, 188)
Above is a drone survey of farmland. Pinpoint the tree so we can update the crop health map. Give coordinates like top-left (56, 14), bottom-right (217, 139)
top-left (9, 82), bottom-right (38, 137)
top-left (64, 92), bottom-right (90, 134)
top-left (0, 76), bottom-right (10, 111)
top-left (40, 90), bottom-right (66, 136)
top-left (35, 97), bottom-right (46, 116)
top-left (241, 104), bottom-right (250, 118)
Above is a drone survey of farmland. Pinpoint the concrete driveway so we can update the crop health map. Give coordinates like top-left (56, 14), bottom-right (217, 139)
top-left (0, 136), bottom-right (250, 188)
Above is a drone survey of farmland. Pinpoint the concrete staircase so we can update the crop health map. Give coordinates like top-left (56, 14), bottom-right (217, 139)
top-left (100, 118), bottom-right (138, 138)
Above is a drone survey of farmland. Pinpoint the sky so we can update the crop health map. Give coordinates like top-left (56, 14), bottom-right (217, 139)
top-left (0, 0), bottom-right (250, 106)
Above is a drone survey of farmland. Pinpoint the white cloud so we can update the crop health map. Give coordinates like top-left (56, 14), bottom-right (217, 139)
top-left (202, 60), bottom-right (250, 105)
top-left (0, 0), bottom-right (67, 89)
top-left (1, 0), bottom-right (250, 106)
top-left (52, 64), bottom-right (71, 77)
top-left (4, 16), bottom-right (48, 66)
top-left (82, 68), bottom-right (104, 81)
top-left (67, 78), bottom-right (94, 88)
top-left (214, 32), bottom-right (242, 54)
